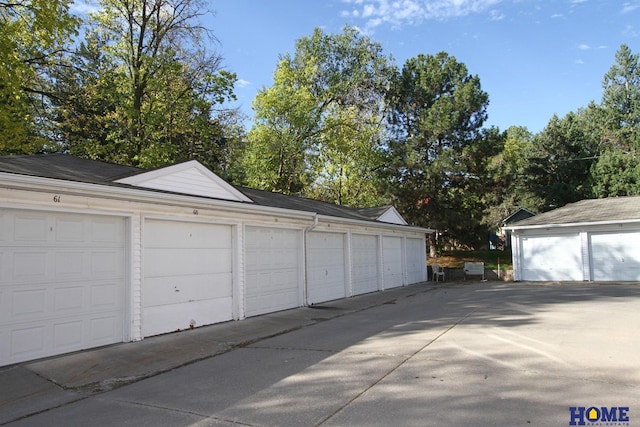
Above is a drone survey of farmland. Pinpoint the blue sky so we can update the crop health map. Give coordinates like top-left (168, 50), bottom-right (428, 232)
top-left (208, 0), bottom-right (640, 133)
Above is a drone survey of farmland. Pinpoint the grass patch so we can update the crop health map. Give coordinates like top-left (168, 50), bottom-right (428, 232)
top-left (430, 249), bottom-right (512, 270)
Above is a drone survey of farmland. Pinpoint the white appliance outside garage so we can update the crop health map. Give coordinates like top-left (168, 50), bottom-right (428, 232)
top-left (0, 209), bottom-right (125, 366)
top-left (406, 238), bottom-right (426, 284)
top-left (307, 231), bottom-right (346, 304)
top-left (590, 231), bottom-right (640, 281)
top-left (351, 234), bottom-right (379, 295)
top-left (383, 236), bottom-right (404, 288)
top-left (520, 234), bottom-right (583, 281)
top-left (245, 226), bottom-right (301, 317)
top-left (142, 219), bottom-right (233, 337)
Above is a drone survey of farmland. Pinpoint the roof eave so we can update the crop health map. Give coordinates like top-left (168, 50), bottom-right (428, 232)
top-left (505, 218), bottom-right (640, 232)
top-left (0, 172), bottom-right (316, 221)
top-left (316, 214), bottom-right (433, 234)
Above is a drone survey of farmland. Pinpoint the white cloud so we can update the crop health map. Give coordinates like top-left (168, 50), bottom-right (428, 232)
top-left (489, 9), bottom-right (505, 21)
top-left (575, 59), bottom-right (585, 65)
top-left (623, 24), bottom-right (639, 37)
top-left (236, 79), bottom-right (251, 89)
top-left (340, 0), bottom-right (504, 30)
top-left (621, 3), bottom-right (640, 14)
top-left (578, 43), bottom-right (607, 51)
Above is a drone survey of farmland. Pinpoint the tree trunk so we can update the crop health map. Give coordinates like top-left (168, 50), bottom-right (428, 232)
top-left (428, 232), bottom-right (437, 258)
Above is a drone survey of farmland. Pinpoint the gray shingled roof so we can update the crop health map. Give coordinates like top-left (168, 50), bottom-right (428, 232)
top-left (237, 187), bottom-right (386, 222)
top-left (0, 153), bottom-right (142, 182)
top-left (0, 154), bottom-right (406, 226)
top-left (510, 197), bottom-right (640, 227)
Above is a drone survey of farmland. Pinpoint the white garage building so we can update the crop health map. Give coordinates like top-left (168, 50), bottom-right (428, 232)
top-left (0, 154), bottom-right (430, 366)
top-left (505, 197), bottom-right (640, 282)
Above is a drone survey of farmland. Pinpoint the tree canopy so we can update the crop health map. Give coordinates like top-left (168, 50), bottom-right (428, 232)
top-left (385, 52), bottom-right (490, 250)
top-left (0, 0), bottom-right (78, 153)
top-left (2, 11), bottom-right (640, 253)
top-left (239, 26), bottom-right (393, 206)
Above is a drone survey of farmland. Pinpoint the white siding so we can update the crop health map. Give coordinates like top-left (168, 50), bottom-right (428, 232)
top-left (590, 231), bottom-right (640, 281)
top-left (245, 226), bottom-right (301, 317)
top-left (142, 220), bottom-right (233, 336)
top-left (377, 208), bottom-right (408, 225)
top-left (0, 209), bottom-right (125, 366)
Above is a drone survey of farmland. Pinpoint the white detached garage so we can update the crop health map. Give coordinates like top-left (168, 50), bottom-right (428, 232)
top-left (0, 154), bottom-right (431, 366)
top-left (506, 197), bottom-right (640, 282)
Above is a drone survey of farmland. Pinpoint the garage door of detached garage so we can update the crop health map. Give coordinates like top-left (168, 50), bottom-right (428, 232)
top-left (245, 227), bottom-right (301, 317)
top-left (520, 234), bottom-right (583, 281)
top-left (143, 220), bottom-right (233, 337)
top-left (590, 231), bottom-right (640, 281)
top-left (383, 236), bottom-right (404, 288)
top-left (0, 209), bottom-right (125, 367)
top-left (351, 234), bottom-right (379, 296)
top-left (307, 232), bottom-right (345, 304)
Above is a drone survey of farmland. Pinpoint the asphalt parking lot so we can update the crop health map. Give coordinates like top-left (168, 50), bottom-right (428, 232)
top-left (2, 282), bottom-right (639, 426)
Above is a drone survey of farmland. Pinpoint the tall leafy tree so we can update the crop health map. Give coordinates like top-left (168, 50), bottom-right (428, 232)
top-left (54, 0), bottom-right (237, 170)
top-left (592, 44), bottom-right (640, 197)
top-left (241, 26), bottom-right (393, 206)
top-left (0, 0), bottom-right (78, 153)
top-left (481, 126), bottom-right (541, 231)
top-left (386, 52), bottom-right (489, 252)
top-left (524, 110), bottom-right (598, 211)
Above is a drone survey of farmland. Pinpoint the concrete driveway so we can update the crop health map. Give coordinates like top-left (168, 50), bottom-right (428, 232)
top-left (3, 282), bottom-right (640, 426)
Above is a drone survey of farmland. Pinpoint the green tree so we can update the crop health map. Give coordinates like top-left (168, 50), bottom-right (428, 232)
top-left (385, 52), bottom-right (489, 253)
top-left (525, 110), bottom-right (598, 211)
top-left (0, 0), bottom-right (78, 153)
top-left (54, 0), bottom-right (238, 169)
top-left (592, 44), bottom-right (640, 197)
top-left (242, 26), bottom-right (393, 206)
top-left (481, 126), bottom-right (541, 232)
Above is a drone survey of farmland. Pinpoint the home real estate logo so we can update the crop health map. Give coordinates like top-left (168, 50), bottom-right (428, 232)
top-left (569, 406), bottom-right (630, 426)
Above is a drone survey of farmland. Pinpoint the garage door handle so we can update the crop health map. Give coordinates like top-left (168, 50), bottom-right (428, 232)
top-left (174, 286), bottom-right (180, 292)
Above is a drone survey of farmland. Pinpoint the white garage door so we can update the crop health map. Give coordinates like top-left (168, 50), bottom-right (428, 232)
top-left (406, 238), bottom-right (426, 284)
top-left (383, 236), bottom-right (404, 288)
top-left (245, 227), bottom-right (301, 317)
top-left (307, 232), bottom-right (345, 304)
top-left (520, 233), bottom-right (583, 281)
top-left (590, 231), bottom-right (640, 281)
top-left (0, 209), bottom-right (125, 366)
top-left (143, 220), bottom-right (233, 337)
top-left (351, 234), bottom-right (379, 295)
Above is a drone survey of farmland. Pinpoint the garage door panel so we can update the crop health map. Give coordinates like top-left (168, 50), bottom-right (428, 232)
top-left (383, 236), bottom-right (403, 288)
top-left (351, 234), bottom-right (378, 295)
top-left (145, 248), bottom-right (231, 277)
top-left (0, 210), bottom-right (126, 366)
top-left (307, 232), bottom-right (346, 304)
top-left (143, 220), bottom-right (234, 337)
top-left (143, 297), bottom-right (232, 336)
top-left (13, 215), bottom-right (48, 242)
top-left (245, 227), bottom-right (301, 317)
top-left (143, 273), bottom-right (232, 307)
top-left (591, 232), bottom-right (640, 281)
top-left (91, 250), bottom-right (124, 277)
top-left (145, 222), bottom-right (230, 248)
top-left (521, 234), bottom-right (582, 281)
top-left (406, 238), bottom-right (425, 284)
